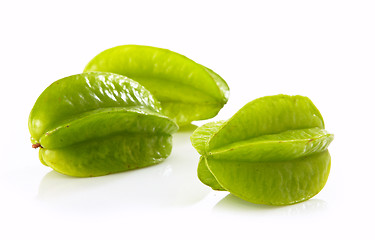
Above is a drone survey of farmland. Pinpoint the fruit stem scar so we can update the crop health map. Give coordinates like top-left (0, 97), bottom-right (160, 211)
top-left (32, 143), bottom-right (42, 149)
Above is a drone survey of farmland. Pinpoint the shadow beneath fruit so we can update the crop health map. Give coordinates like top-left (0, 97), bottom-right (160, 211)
top-left (37, 131), bottom-right (209, 214)
top-left (213, 194), bottom-right (328, 215)
top-left (177, 123), bottom-right (198, 132)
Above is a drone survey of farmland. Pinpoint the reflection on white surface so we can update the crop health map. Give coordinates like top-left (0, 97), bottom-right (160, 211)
top-left (37, 127), bottom-right (211, 213)
top-left (36, 126), bottom-right (329, 216)
top-left (214, 194), bottom-right (328, 216)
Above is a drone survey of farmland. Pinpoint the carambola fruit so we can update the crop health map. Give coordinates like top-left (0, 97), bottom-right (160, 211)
top-left (83, 45), bottom-right (229, 126)
top-left (191, 94), bottom-right (334, 205)
top-left (29, 72), bottom-right (178, 177)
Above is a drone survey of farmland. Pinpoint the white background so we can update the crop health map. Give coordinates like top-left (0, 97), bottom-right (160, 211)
top-left (1, 0), bottom-right (374, 239)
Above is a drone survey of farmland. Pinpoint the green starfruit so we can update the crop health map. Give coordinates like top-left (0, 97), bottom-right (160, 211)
top-left (191, 94), bottom-right (334, 205)
top-left (29, 72), bottom-right (178, 177)
top-left (83, 45), bottom-right (229, 126)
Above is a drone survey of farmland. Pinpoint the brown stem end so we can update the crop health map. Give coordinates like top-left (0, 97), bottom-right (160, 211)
top-left (32, 143), bottom-right (42, 149)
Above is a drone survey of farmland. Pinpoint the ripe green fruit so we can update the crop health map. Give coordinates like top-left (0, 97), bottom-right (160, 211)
top-left (83, 45), bottom-right (229, 126)
top-left (191, 94), bottom-right (334, 205)
top-left (29, 72), bottom-right (178, 177)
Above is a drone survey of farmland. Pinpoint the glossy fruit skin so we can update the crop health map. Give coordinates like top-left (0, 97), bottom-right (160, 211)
top-left (29, 72), bottom-right (178, 177)
top-left (191, 94), bottom-right (334, 205)
top-left (83, 45), bottom-right (229, 126)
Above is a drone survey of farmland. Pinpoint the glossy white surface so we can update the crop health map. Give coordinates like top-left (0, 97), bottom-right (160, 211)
top-left (1, 0), bottom-right (374, 239)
